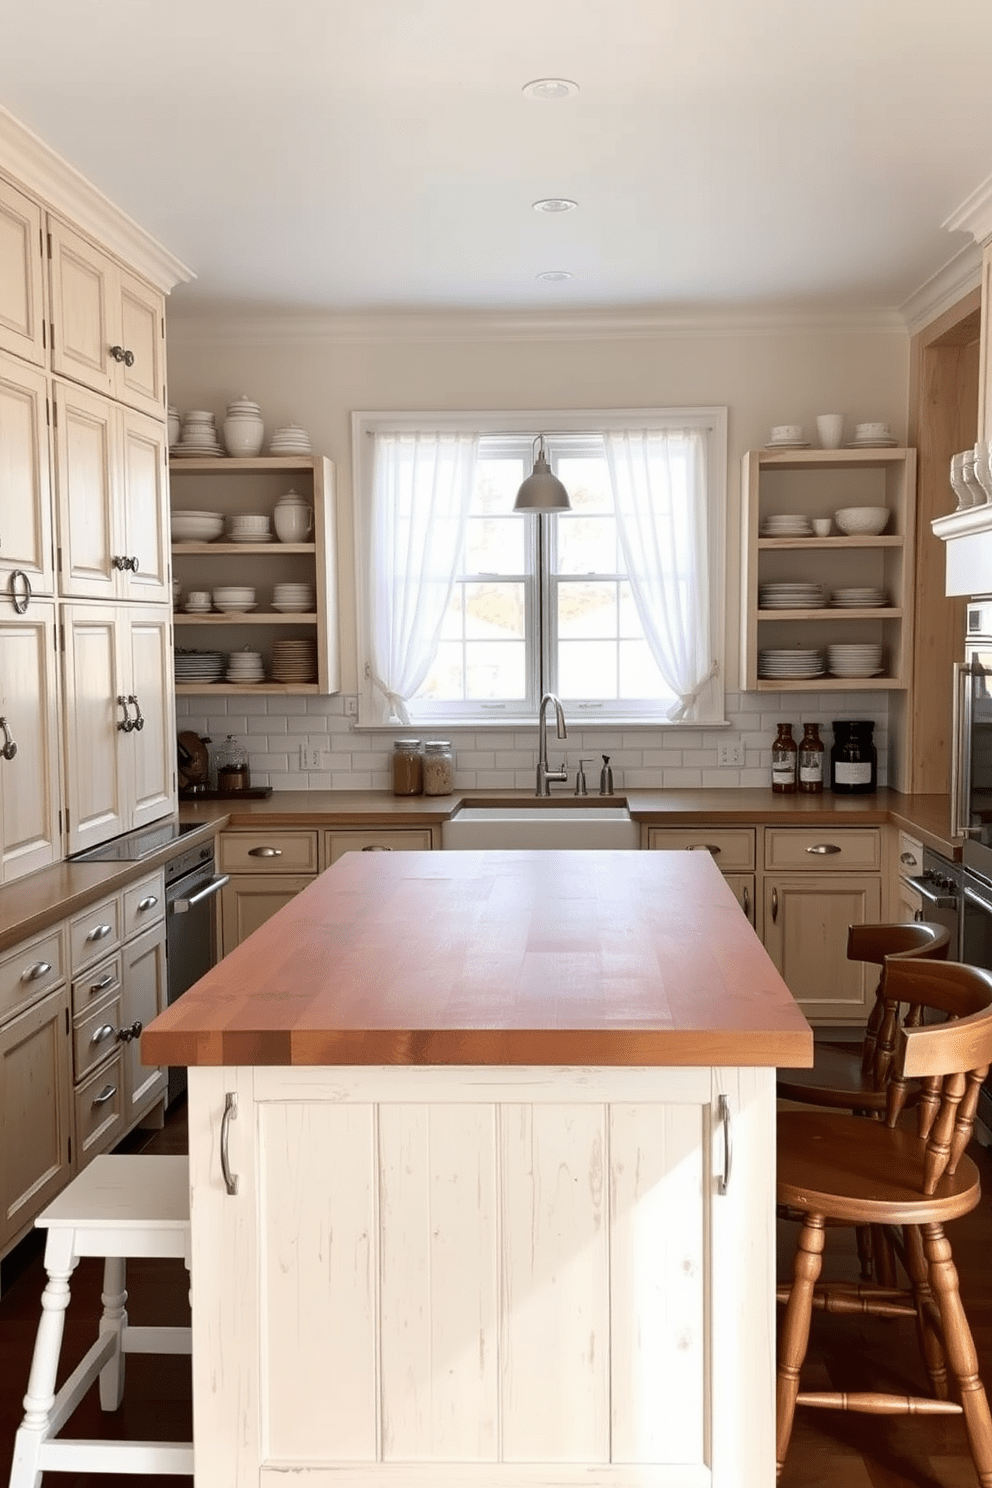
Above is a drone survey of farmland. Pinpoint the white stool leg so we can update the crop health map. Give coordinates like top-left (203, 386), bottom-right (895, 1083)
top-left (9, 1243), bottom-right (77, 1488)
top-left (98, 1256), bottom-right (127, 1410)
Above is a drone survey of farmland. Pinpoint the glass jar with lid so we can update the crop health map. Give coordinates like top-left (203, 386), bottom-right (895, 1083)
top-left (391, 739), bottom-right (423, 796)
top-left (423, 740), bottom-right (456, 795)
top-left (830, 720), bottom-right (877, 794)
top-left (215, 733), bottom-right (251, 793)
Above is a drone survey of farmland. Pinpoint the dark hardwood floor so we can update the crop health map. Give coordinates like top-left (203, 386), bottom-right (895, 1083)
top-left (1, 1099), bottom-right (990, 1487)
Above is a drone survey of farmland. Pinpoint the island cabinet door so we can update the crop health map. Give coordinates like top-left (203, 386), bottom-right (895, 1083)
top-left (187, 1064), bottom-right (776, 1488)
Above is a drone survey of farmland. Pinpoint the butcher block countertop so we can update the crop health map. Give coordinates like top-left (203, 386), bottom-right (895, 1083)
top-left (142, 849), bottom-right (813, 1070)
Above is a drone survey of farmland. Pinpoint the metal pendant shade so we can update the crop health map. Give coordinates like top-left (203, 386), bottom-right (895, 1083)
top-left (513, 438), bottom-right (571, 512)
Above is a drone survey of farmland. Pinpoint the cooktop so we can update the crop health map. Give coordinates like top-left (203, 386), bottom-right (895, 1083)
top-left (69, 820), bottom-right (204, 864)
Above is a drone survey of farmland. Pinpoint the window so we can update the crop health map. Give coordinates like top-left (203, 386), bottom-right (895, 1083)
top-left (353, 409), bottom-right (726, 727)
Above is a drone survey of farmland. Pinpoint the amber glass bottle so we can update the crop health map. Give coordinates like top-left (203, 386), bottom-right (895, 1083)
top-left (771, 722), bottom-right (797, 793)
top-left (798, 722), bottom-right (824, 794)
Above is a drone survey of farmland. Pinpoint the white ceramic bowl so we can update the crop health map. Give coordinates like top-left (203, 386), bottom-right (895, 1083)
top-left (171, 511), bottom-right (224, 541)
top-left (833, 506), bottom-right (890, 536)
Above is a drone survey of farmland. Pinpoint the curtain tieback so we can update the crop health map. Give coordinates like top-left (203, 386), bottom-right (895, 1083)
top-left (370, 671), bottom-right (412, 725)
top-left (668, 659), bottom-right (719, 722)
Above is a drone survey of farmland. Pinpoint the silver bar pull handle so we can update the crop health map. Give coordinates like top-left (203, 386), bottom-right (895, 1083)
top-left (92, 1083), bottom-right (117, 1107)
top-left (805, 843), bottom-right (842, 855)
top-left (771, 886), bottom-right (779, 923)
top-left (717, 1093), bottom-right (732, 1196)
top-left (88, 973), bottom-right (115, 996)
top-left (221, 1091), bottom-right (239, 1196)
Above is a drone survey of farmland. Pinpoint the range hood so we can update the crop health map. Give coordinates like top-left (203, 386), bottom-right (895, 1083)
top-left (932, 506), bottom-right (992, 597)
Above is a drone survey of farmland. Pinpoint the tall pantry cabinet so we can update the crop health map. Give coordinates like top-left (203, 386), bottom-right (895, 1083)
top-left (0, 111), bottom-right (191, 872)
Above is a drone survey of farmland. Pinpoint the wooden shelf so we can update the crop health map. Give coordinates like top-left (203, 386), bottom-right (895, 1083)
top-left (172, 541), bottom-right (315, 555)
top-left (175, 612), bottom-right (317, 625)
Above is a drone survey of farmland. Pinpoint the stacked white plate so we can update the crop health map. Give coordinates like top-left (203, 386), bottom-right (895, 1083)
top-left (827, 644), bottom-right (884, 678)
top-left (270, 638), bottom-right (318, 683)
top-left (212, 586), bottom-right (257, 613)
top-left (268, 423), bottom-right (312, 456)
top-left (758, 648), bottom-right (825, 680)
top-left (765, 438), bottom-right (811, 449)
top-left (831, 587), bottom-right (887, 608)
top-left (272, 582), bottom-right (315, 613)
top-left (228, 514), bottom-right (272, 542)
top-left (759, 582), bottom-right (826, 609)
top-left (759, 514), bottom-right (812, 537)
top-left (226, 649), bottom-right (265, 683)
top-left (174, 649), bottom-right (226, 683)
top-left (846, 436), bottom-right (898, 448)
top-left (171, 411), bottom-right (225, 458)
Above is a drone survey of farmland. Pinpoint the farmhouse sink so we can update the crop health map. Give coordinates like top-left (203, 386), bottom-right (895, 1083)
top-left (441, 803), bottom-right (639, 850)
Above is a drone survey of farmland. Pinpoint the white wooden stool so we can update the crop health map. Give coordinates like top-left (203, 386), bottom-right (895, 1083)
top-left (8, 1154), bottom-right (193, 1488)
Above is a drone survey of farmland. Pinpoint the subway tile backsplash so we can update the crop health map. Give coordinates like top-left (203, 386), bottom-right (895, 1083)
top-left (176, 692), bottom-right (890, 793)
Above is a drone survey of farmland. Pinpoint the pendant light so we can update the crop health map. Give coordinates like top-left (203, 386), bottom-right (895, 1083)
top-left (513, 435), bottom-right (571, 512)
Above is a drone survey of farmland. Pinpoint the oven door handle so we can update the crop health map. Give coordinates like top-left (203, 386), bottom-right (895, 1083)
top-left (908, 877), bottom-right (960, 911)
top-left (964, 883), bottom-right (992, 913)
top-left (170, 873), bottom-right (230, 914)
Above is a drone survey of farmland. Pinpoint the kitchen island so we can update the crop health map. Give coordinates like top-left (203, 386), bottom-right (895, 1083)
top-left (143, 849), bottom-right (812, 1488)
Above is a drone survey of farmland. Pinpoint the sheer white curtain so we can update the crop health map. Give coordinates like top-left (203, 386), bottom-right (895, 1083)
top-left (604, 428), bottom-right (715, 721)
top-left (368, 431), bottom-right (479, 723)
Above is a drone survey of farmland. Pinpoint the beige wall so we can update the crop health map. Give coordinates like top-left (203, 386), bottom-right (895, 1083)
top-left (165, 316), bottom-right (910, 696)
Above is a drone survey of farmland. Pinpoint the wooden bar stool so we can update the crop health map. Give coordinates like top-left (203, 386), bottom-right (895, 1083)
top-left (776, 958), bottom-right (992, 1484)
top-left (8, 1154), bottom-right (193, 1488)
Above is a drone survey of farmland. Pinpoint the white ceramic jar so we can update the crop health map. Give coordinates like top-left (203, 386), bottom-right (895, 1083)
top-left (273, 489), bottom-right (314, 542)
top-left (222, 396), bottom-right (264, 458)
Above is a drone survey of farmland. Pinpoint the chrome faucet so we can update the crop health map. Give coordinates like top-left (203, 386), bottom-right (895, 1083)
top-left (536, 692), bottom-right (568, 796)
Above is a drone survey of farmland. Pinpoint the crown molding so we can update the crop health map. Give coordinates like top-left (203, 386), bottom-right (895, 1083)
top-left (944, 173), bottom-right (992, 247)
top-left (0, 105), bottom-right (194, 293)
top-left (167, 302), bottom-right (908, 347)
top-left (900, 242), bottom-right (983, 336)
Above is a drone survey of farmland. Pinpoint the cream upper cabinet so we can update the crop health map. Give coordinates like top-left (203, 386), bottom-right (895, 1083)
top-left (61, 603), bottom-right (174, 855)
top-left (48, 217), bottom-right (165, 418)
top-left (54, 382), bottom-right (169, 602)
top-left (0, 350), bottom-right (54, 596)
top-left (0, 176), bottom-right (46, 366)
top-left (0, 603), bottom-right (62, 883)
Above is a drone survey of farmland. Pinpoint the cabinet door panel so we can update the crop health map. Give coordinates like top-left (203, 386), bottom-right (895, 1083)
top-left (0, 985), bottom-right (71, 1250)
top-left (54, 381), bottom-right (117, 597)
top-left (127, 608), bottom-right (175, 828)
top-left (120, 408), bottom-right (169, 600)
top-left (723, 873), bottom-right (756, 926)
top-left (117, 270), bottom-right (165, 416)
top-left (0, 351), bottom-right (53, 592)
top-left (763, 874), bottom-right (882, 1023)
top-left (219, 875), bottom-right (315, 956)
top-left (0, 605), bottom-right (61, 882)
top-left (120, 919), bottom-right (167, 1121)
top-left (61, 605), bottom-right (127, 853)
top-left (0, 177), bottom-right (45, 365)
top-left (49, 219), bottom-right (115, 396)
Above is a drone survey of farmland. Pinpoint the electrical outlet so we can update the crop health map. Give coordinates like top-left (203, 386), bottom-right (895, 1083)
top-left (300, 745), bottom-right (323, 770)
top-left (345, 696), bottom-right (358, 717)
top-left (718, 742), bottom-right (744, 767)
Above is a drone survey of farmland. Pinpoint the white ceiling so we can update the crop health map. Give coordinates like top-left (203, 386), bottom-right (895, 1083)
top-left (3, 0), bottom-right (992, 321)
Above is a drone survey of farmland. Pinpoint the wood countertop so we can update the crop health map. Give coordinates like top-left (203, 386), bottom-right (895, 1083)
top-left (142, 850), bottom-right (813, 1070)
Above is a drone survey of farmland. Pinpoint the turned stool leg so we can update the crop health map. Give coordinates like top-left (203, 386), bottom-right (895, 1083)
top-left (8, 1239), bottom-right (77, 1488)
top-left (98, 1255), bottom-right (128, 1410)
top-left (776, 1213), bottom-right (825, 1478)
top-left (903, 1224), bottom-right (948, 1400)
top-left (924, 1222), bottom-right (992, 1486)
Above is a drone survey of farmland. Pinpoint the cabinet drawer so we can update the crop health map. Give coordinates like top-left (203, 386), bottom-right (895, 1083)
top-left (219, 831), bottom-right (320, 875)
top-left (324, 827), bottom-right (434, 865)
top-left (897, 831), bottom-right (923, 878)
top-left (645, 827), bottom-right (755, 872)
top-left (69, 894), bottom-right (122, 972)
top-left (764, 828), bottom-right (881, 872)
top-left (74, 1049), bottom-right (125, 1168)
top-left (123, 870), bottom-right (165, 937)
top-left (73, 990), bottom-right (124, 1081)
top-left (71, 950), bottom-right (123, 1018)
top-left (0, 926), bottom-right (65, 1021)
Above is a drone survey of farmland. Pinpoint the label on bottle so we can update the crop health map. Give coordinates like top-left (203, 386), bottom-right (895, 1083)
top-left (834, 761), bottom-right (872, 785)
top-left (772, 762), bottom-right (795, 785)
top-left (799, 761), bottom-right (822, 783)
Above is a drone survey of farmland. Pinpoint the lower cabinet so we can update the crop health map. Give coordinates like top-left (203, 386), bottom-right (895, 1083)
top-left (0, 926), bottom-right (72, 1254)
top-left (219, 875), bottom-right (316, 957)
top-left (188, 1061), bottom-right (777, 1488)
top-left (217, 829), bottom-right (320, 957)
top-left (324, 826), bottom-right (435, 865)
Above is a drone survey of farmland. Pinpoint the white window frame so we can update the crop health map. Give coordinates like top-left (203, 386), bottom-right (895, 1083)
top-left (352, 407), bottom-right (727, 728)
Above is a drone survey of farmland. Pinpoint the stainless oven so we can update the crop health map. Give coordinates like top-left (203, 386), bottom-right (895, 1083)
top-left (903, 848), bottom-right (962, 953)
top-left (165, 840), bottom-right (228, 1102)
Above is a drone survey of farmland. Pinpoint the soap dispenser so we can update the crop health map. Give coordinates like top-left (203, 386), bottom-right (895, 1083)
top-left (599, 754), bottom-right (614, 796)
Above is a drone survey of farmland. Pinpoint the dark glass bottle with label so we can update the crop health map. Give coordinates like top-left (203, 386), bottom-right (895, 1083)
top-left (798, 722), bottom-right (824, 794)
top-left (771, 722), bottom-right (797, 793)
top-left (830, 720), bottom-right (877, 794)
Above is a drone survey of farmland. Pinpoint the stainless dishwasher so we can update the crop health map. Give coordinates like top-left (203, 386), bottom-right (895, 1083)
top-left (165, 838), bottom-right (228, 1101)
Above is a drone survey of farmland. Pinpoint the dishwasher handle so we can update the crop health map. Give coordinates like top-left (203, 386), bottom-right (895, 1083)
top-left (170, 872), bottom-right (230, 914)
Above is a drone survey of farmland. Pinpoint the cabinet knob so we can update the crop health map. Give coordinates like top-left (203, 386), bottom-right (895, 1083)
top-left (117, 1019), bottom-right (143, 1044)
top-left (109, 344), bottom-right (134, 366)
top-left (0, 716), bottom-right (17, 761)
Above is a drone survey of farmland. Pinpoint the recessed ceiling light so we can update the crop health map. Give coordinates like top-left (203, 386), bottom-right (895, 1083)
top-left (522, 78), bottom-right (579, 101)
top-left (533, 198), bottom-right (577, 214)
top-left (536, 270), bottom-right (573, 282)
